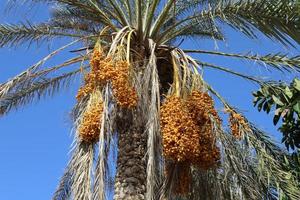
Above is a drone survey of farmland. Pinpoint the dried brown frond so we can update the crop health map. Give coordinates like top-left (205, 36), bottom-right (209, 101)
top-left (165, 162), bottom-right (192, 196)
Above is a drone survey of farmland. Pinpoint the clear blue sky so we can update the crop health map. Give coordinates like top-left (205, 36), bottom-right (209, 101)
top-left (0, 1), bottom-right (299, 200)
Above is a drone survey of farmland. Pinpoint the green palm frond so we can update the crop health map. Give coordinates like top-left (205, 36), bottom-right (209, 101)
top-left (0, 39), bottom-right (85, 98)
top-left (108, 0), bottom-right (130, 26)
top-left (176, 19), bottom-right (223, 40)
top-left (50, 6), bottom-right (105, 30)
top-left (157, 18), bottom-right (224, 44)
top-left (51, 4), bottom-right (107, 23)
top-left (201, 0), bottom-right (300, 47)
top-left (143, 0), bottom-right (159, 38)
top-left (207, 83), bottom-right (299, 199)
top-left (0, 23), bottom-right (84, 47)
top-left (149, 0), bottom-right (176, 38)
top-left (149, 1), bottom-right (223, 44)
top-left (135, 0), bottom-right (143, 38)
top-left (188, 49), bottom-right (300, 73)
top-left (196, 60), bottom-right (264, 84)
top-left (0, 68), bottom-right (82, 115)
top-left (247, 126), bottom-right (300, 199)
top-left (11, 0), bottom-right (118, 30)
top-left (8, 0), bottom-right (300, 47)
top-left (50, 19), bottom-right (97, 35)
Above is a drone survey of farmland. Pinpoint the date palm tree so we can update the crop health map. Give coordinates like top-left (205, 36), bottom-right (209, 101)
top-left (1, 0), bottom-right (300, 199)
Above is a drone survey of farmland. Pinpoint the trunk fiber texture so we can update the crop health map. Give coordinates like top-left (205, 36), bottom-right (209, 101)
top-left (114, 110), bottom-right (147, 200)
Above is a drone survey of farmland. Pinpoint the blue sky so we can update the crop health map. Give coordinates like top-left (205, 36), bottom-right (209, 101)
top-left (0, 1), bottom-right (299, 200)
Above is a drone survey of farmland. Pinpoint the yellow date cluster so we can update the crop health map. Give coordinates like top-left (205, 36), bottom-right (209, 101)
top-left (187, 91), bottom-right (220, 169)
top-left (226, 109), bottom-right (251, 139)
top-left (77, 48), bottom-right (137, 108)
top-left (161, 91), bottom-right (221, 171)
top-left (78, 99), bottom-right (103, 143)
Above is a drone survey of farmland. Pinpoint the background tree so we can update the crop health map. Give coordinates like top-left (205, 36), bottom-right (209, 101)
top-left (253, 78), bottom-right (300, 151)
top-left (1, 0), bottom-right (300, 200)
top-left (253, 78), bottom-right (300, 192)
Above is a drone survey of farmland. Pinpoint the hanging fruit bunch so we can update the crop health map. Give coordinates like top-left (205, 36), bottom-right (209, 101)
top-left (160, 95), bottom-right (202, 162)
top-left (78, 93), bottom-right (103, 143)
top-left (77, 47), bottom-right (137, 108)
top-left (76, 46), bottom-right (138, 143)
top-left (111, 60), bottom-right (138, 108)
top-left (161, 90), bottom-right (221, 196)
top-left (226, 108), bottom-right (251, 139)
top-left (161, 91), bottom-right (221, 168)
top-left (76, 48), bottom-right (107, 100)
top-left (186, 90), bottom-right (221, 169)
top-left (160, 91), bottom-right (220, 197)
top-left (160, 51), bottom-right (222, 196)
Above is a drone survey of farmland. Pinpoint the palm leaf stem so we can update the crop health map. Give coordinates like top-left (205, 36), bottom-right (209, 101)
top-left (185, 49), bottom-right (300, 73)
top-left (196, 61), bottom-right (263, 84)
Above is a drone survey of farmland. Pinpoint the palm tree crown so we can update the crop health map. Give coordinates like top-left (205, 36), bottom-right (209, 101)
top-left (1, 0), bottom-right (300, 199)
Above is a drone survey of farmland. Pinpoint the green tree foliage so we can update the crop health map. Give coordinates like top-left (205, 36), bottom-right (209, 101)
top-left (253, 78), bottom-right (300, 150)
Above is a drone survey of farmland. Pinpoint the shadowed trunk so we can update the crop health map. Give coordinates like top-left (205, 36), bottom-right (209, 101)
top-left (114, 110), bottom-right (147, 200)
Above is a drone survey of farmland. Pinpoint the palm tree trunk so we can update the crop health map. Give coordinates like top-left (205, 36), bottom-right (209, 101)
top-left (114, 110), bottom-right (147, 200)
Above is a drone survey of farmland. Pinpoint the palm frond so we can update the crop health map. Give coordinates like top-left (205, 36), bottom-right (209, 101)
top-left (153, 3), bottom-right (224, 44)
top-left (71, 142), bottom-right (94, 200)
top-left (150, 0), bottom-right (176, 38)
top-left (143, 0), bottom-right (160, 38)
top-left (186, 49), bottom-right (300, 73)
top-left (206, 83), bottom-right (300, 199)
top-left (143, 41), bottom-right (162, 200)
top-left (54, 141), bottom-right (95, 200)
top-left (0, 68), bottom-right (82, 115)
top-left (50, 16), bottom-right (99, 35)
top-left (158, 18), bottom-right (224, 44)
top-left (196, 60), bottom-right (264, 84)
top-left (52, 166), bottom-right (72, 200)
top-left (0, 39), bottom-right (85, 99)
top-left (218, 131), bottom-right (266, 199)
top-left (93, 87), bottom-right (113, 200)
top-left (189, 169), bottom-right (228, 200)
top-left (162, 0), bottom-right (220, 37)
top-left (246, 125), bottom-right (300, 199)
top-left (51, 20), bottom-right (92, 34)
top-left (51, 4), bottom-right (106, 24)
top-left (135, 0), bottom-right (143, 39)
top-left (175, 19), bottom-right (223, 41)
top-left (107, 0), bottom-right (130, 27)
top-left (201, 0), bottom-right (300, 47)
top-left (0, 22), bottom-right (84, 47)
top-left (123, 0), bottom-right (133, 25)
top-left (9, 0), bottom-right (118, 30)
